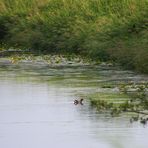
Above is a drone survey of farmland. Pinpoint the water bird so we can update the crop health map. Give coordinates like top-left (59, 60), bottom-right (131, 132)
top-left (74, 98), bottom-right (84, 105)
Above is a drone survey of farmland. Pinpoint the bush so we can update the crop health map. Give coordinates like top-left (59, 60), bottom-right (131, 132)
top-left (0, 0), bottom-right (148, 73)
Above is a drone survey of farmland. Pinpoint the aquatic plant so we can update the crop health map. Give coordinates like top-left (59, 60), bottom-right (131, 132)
top-left (89, 83), bottom-right (148, 124)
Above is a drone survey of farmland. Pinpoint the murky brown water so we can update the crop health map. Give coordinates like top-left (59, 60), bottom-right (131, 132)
top-left (0, 63), bottom-right (148, 148)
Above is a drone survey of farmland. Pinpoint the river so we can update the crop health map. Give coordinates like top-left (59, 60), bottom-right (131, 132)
top-left (0, 62), bottom-right (148, 148)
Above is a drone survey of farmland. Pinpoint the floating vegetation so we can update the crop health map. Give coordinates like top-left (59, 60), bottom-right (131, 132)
top-left (89, 83), bottom-right (148, 124)
top-left (6, 54), bottom-right (90, 66)
top-left (101, 84), bottom-right (114, 88)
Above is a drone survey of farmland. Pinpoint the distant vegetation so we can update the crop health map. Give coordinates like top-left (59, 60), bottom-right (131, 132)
top-left (0, 0), bottom-right (148, 73)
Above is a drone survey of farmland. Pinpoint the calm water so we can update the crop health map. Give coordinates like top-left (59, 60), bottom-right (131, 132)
top-left (0, 63), bottom-right (148, 148)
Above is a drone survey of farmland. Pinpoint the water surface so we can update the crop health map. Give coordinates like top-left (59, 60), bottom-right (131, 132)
top-left (0, 63), bottom-right (148, 148)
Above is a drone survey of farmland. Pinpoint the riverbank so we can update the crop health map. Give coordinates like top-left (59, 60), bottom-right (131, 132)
top-left (0, 0), bottom-right (148, 73)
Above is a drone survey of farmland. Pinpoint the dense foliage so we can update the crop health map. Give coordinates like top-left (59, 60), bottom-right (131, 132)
top-left (0, 0), bottom-right (148, 73)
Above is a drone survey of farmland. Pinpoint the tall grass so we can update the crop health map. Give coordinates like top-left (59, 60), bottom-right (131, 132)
top-left (0, 0), bottom-right (148, 73)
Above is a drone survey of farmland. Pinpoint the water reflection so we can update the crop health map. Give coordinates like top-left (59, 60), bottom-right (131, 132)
top-left (0, 63), bottom-right (148, 148)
